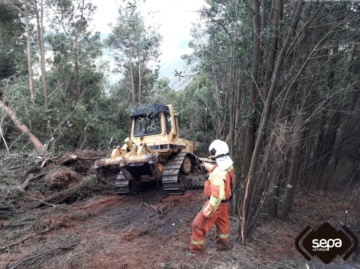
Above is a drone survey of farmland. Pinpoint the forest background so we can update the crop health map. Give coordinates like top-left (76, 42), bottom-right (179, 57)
top-left (0, 0), bottom-right (360, 242)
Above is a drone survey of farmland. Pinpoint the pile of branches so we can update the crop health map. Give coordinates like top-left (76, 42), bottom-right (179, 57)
top-left (0, 150), bottom-right (110, 217)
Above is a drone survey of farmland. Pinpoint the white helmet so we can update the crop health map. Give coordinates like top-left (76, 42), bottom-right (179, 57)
top-left (208, 139), bottom-right (233, 171)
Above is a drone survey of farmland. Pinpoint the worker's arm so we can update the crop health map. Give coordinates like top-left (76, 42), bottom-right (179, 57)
top-left (203, 171), bottom-right (225, 218)
top-left (202, 162), bottom-right (214, 172)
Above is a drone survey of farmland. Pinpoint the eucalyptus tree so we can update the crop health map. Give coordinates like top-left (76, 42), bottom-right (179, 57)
top-left (240, 1), bottom-right (360, 240)
top-left (46, 0), bottom-right (102, 103)
top-left (36, 0), bottom-right (104, 149)
top-left (184, 0), bottom-right (360, 244)
top-left (184, 0), bottom-right (249, 147)
top-left (106, 1), bottom-right (161, 106)
top-left (183, 0), bottom-right (252, 216)
top-left (33, 0), bottom-right (49, 110)
top-left (24, 0), bottom-right (35, 101)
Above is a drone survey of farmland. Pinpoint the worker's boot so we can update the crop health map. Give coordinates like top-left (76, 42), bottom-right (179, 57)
top-left (216, 243), bottom-right (229, 251)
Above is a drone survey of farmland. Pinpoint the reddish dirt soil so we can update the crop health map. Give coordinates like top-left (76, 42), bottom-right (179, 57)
top-left (1, 162), bottom-right (359, 268)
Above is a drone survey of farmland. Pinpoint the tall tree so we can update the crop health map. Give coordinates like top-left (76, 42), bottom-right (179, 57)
top-left (243, 0), bottom-right (261, 180)
top-left (34, 0), bottom-right (48, 110)
top-left (47, 0), bottom-right (101, 103)
top-left (24, 0), bottom-right (35, 101)
top-left (106, 1), bottom-right (161, 106)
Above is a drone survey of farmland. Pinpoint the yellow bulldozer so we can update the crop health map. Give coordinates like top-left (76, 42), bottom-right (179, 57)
top-left (93, 104), bottom-right (205, 194)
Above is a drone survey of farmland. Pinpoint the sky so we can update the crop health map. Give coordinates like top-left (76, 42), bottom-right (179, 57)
top-left (90, 0), bottom-right (206, 88)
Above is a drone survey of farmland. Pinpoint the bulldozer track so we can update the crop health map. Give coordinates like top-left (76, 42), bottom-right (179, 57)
top-left (114, 170), bottom-right (131, 194)
top-left (162, 152), bottom-right (204, 194)
top-left (162, 152), bottom-right (187, 194)
top-left (113, 152), bottom-right (205, 195)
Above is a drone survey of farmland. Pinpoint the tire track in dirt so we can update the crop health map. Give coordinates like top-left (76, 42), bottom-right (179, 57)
top-left (82, 189), bottom-right (200, 235)
top-left (71, 188), bottom-right (204, 268)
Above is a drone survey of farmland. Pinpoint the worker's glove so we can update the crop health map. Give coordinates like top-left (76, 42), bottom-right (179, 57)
top-left (203, 203), bottom-right (214, 218)
top-left (200, 162), bottom-right (209, 173)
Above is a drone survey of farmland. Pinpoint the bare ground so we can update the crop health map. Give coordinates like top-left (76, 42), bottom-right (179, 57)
top-left (0, 152), bottom-right (359, 269)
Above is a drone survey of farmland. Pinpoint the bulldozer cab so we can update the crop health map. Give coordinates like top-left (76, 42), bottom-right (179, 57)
top-left (126, 104), bottom-right (198, 154)
top-left (130, 104), bottom-right (179, 141)
top-left (133, 114), bottom-right (162, 136)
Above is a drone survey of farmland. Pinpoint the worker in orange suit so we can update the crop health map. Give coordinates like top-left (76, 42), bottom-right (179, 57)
top-left (189, 139), bottom-right (235, 254)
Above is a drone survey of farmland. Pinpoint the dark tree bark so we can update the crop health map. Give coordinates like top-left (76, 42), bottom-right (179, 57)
top-left (243, 0), bottom-right (261, 180)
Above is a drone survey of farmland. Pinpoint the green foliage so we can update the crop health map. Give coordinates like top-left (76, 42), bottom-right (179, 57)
top-left (0, 1), bottom-right (26, 79)
top-left (105, 1), bottom-right (162, 105)
top-left (175, 76), bottom-right (216, 154)
top-left (0, 0), bottom-right (124, 152)
top-left (148, 78), bottom-right (175, 104)
top-left (1, 73), bottom-right (129, 152)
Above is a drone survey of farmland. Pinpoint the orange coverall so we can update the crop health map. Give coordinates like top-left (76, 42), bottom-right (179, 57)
top-left (189, 163), bottom-right (235, 253)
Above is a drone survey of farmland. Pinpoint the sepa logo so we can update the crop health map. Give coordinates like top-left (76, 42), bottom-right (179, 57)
top-left (312, 238), bottom-right (342, 251)
top-left (295, 222), bottom-right (358, 264)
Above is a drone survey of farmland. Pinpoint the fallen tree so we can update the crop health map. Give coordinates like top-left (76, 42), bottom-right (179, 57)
top-left (0, 100), bottom-right (47, 155)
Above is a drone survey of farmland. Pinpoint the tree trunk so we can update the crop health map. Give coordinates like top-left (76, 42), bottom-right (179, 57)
top-left (243, 0), bottom-right (261, 179)
top-left (263, 0), bottom-right (281, 100)
top-left (279, 90), bottom-right (310, 220)
top-left (24, 0), bottom-right (35, 103)
top-left (74, 0), bottom-right (85, 102)
top-left (278, 6), bottom-right (343, 218)
top-left (260, 0), bottom-right (266, 34)
top-left (327, 85), bottom-right (360, 192)
top-left (225, 5), bottom-right (243, 217)
top-left (36, 0), bottom-right (48, 111)
top-left (0, 100), bottom-right (47, 154)
top-left (129, 48), bottom-right (135, 105)
top-left (75, 26), bottom-right (81, 102)
top-left (308, 45), bottom-right (340, 190)
top-left (279, 128), bottom-right (301, 220)
top-left (138, 61), bottom-right (142, 104)
top-left (240, 2), bottom-right (304, 244)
